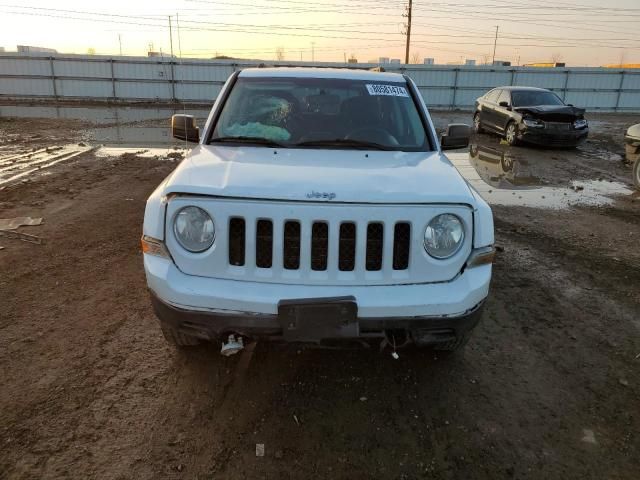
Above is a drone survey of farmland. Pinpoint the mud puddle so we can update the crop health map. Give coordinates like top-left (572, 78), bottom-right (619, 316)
top-left (0, 103), bottom-right (209, 148)
top-left (450, 144), bottom-right (634, 208)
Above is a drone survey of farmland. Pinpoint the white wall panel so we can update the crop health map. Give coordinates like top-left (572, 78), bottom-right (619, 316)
top-left (1, 54), bottom-right (639, 111)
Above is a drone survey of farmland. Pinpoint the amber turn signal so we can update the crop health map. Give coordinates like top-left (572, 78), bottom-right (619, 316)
top-left (141, 235), bottom-right (170, 259)
top-left (466, 246), bottom-right (496, 268)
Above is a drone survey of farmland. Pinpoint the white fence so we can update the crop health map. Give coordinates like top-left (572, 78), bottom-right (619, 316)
top-left (1, 53), bottom-right (640, 111)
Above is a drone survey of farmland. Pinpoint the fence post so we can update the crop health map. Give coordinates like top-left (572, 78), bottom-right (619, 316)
top-left (49, 56), bottom-right (57, 99)
top-left (510, 68), bottom-right (515, 86)
top-left (562, 69), bottom-right (570, 102)
top-left (170, 59), bottom-right (176, 103)
top-left (451, 68), bottom-right (459, 110)
top-left (615, 70), bottom-right (625, 112)
top-left (110, 58), bottom-right (116, 100)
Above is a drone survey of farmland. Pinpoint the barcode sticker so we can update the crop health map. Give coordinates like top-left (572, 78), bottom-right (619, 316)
top-left (365, 84), bottom-right (409, 97)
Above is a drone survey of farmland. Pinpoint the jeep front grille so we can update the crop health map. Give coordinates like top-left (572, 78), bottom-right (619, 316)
top-left (168, 199), bottom-right (473, 286)
top-left (229, 218), bottom-right (411, 272)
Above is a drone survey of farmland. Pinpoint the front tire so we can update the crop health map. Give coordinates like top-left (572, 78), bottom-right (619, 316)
top-left (505, 121), bottom-right (519, 146)
top-left (473, 112), bottom-right (484, 134)
top-left (161, 324), bottom-right (200, 347)
top-left (634, 159), bottom-right (640, 190)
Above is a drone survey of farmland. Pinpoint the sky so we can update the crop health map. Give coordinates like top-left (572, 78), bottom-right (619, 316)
top-left (1, 0), bottom-right (639, 66)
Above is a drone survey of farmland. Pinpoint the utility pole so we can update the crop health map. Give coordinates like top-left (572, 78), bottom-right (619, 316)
top-left (491, 25), bottom-right (499, 65)
top-left (169, 16), bottom-right (174, 58)
top-left (404, 0), bottom-right (412, 64)
top-left (118, 34), bottom-right (122, 56)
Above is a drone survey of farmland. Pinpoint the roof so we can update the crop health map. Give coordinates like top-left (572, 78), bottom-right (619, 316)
top-left (494, 86), bottom-right (551, 92)
top-left (239, 67), bottom-right (406, 82)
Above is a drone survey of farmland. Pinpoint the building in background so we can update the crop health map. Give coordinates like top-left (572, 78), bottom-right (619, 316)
top-left (465, 59), bottom-right (476, 66)
top-left (17, 45), bottom-right (57, 54)
top-left (389, 58), bottom-right (401, 64)
top-left (423, 58), bottom-right (435, 65)
top-left (378, 57), bottom-right (390, 64)
top-left (492, 60), bottom-right (512, 66)
top-left (603, 63), bottom-right (640, 69)
top-left (523, 62), bottom-right (566, 67)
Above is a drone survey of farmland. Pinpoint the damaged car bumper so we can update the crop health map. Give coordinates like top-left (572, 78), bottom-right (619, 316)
top-left (519, 126), bottom-right (589, 147)
top-left (144, 253), bottom-right (491, 344)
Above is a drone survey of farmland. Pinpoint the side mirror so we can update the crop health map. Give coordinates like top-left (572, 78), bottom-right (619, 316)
top-left (499, 101), bottom-right (511, 110)
top-left (567, 103), bottom-right (574, 107)
top-left (441, 124), bottom-right (471, 150)
top-left (172, 114), bottom-right (199, 143)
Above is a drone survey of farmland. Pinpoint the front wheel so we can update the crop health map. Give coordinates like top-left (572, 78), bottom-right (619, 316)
top-left (634, 159), bottom-right (640, 190)
top-left (473, 112), bottom-right (484, 134)
top-left (505, 122), bottom-right (519, 146)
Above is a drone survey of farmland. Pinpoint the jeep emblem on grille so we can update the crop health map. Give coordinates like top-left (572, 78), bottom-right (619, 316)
top-left (306, 191), bottom-right (336, 200)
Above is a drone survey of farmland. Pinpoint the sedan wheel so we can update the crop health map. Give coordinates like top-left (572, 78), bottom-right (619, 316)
top-left (505, 122), bottom-right (518, 146)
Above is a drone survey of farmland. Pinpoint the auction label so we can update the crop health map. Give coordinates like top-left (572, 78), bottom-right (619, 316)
top-left (365, 84), bottom-right (409, 97)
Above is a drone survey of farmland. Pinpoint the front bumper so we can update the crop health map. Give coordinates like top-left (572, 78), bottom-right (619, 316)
top-left (144, 253), bottom-right (491, 342)
top-left (519, 126), bottom-right (588, 147)
top-left (150, 290), bottom-right (485, 343)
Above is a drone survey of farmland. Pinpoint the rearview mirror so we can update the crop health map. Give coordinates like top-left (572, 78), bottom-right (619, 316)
top-left (172, 114), bottom-right (199, 143)
top-left (441, 124), bottom-right (471, 150)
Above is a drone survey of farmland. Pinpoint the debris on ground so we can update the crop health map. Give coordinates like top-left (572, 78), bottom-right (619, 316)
top-left (255, 444), bottom-right (265, 457)
top-left (0, 217), bottom-right (43, 230)
top-left (581, 429), bottom-right (598, 445)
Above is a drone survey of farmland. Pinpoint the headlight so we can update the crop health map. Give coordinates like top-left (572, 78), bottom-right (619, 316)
top-left (523, 118), bottom-right (544, 128)
top-left (573, 118), bottom-right (588, 129)
top-left (173, 206), bottom-right (215, 252)
top-left (424, 214), bottom-right (465, 259)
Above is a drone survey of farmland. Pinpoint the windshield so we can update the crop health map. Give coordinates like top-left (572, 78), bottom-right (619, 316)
top-left (511, 90), bottom-right (564, 107)
top-left (210, 76), bottom-right (430, 151)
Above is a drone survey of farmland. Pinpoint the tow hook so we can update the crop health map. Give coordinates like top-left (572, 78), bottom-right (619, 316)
top-left (220, 334), bottom-right (245, 356)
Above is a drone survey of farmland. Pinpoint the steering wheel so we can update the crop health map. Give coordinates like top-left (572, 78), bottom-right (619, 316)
top-left (345, 127), bottom-right (399, 146)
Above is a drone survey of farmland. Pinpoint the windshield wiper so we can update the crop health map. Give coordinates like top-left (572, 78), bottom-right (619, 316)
top-left (211, 136), bottom-right (287, 147)
top-left (293, 139), bottom-right (394, 150)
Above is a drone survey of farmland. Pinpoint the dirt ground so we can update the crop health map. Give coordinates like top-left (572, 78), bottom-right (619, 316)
top-left (0, 110), bottom-right (639, 479)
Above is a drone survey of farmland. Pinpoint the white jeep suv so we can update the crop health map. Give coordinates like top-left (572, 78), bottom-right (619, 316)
top-left (142, 67), bottom-right (495, 352)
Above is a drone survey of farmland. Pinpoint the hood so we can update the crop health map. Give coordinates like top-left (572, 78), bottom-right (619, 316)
top-left (162, 145), bottom-right (475, 205)
top-left (514, 104), bottom-right (585, 122)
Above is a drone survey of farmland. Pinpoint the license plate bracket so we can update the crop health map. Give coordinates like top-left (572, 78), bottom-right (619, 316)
top-left (278, 296), bottom-right (358, 342)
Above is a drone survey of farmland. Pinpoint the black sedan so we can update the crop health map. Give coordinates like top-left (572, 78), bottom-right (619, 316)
top-left (473, 86), bottom-right (589, 147)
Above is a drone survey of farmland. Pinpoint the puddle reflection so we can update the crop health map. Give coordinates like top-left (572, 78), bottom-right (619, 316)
top-left (468, 144), bottom-right (540, 189)
top-left (450, 144), bottom-right (632, 209)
